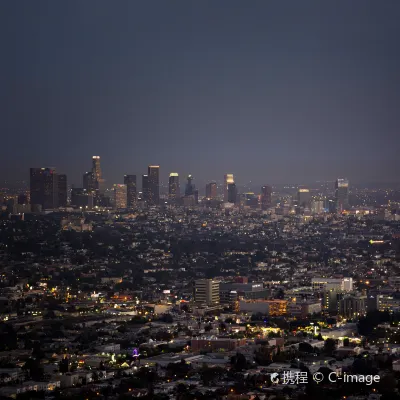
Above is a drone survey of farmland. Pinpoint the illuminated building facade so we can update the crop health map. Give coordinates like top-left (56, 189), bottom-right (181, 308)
top-left (224, 174), bottom-right (234, 202)
top-left (335, 178), bottom-right (349, 212)
top-left (338, 295), bottom-right (367, 318)
top-left (297, 188), bottom-right (310, 208)
top-left (194, 279), bottom-right (220, 306)
top-left (113, 184), bottom-right (127, 209)
top-left (148, 165), bottom-right (160, 205)
top-left (168, 173), bottom-right (180, 200)
top-left (92, 156), bottom-right (102, 183)
top-left (312, 277), bottom-right (353, 292)
top-left (124, 175), bottom-right (137, 208)
top-left (91, 156), bottom-right (105, 193)
top-left (310, 199), bottom-right (325, 214)
top-left (142, 174), bottom-right (150, 203)
top-left (261, 185), bottom-right (272, 210)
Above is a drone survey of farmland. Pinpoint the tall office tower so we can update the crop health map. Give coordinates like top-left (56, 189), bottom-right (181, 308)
top-left (224, 174), bottom-right (234, 202)
top-left (30, 168), bottom-right (58, 211)
top-left (113, 184), bottom-right (127, 209)
top-left (185, 174), bottom-right (195, 196)
top-left (335, 178), bottom-right (349, 212)
top-left (227, 183), bottom-right (237, 203)
top-left (92, 156), bottom-right (102, 182)
top-left (124, 175), bottom-right (137, 208)
top-left (297, 188), bottom-right (311, 208)
top-left (168, 173), bottom-right (180, 200)
top-left (148, 165), bottom-right (160, 205)
top-left (92, 156), bottom-right (106, 192)
top-left (83, 171), bottom-right (95, 192)
top-left (310, 199), bottom-right (324, 214)
top-left (205, 182), bottom-right (217, 199)
top-left (57, 174), bottom-right (68, 207)
top-left (194, 279), bottom-right (220, 306)
top-left (142, 174), bottom-right (150, 203)
top-left (261, 185), bottom-right (272, 210)
top-left (71, 188), bottom-right (90, 208)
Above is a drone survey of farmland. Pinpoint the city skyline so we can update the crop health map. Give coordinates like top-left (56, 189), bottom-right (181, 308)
top-left (1, 1), bottom-right (399, 185)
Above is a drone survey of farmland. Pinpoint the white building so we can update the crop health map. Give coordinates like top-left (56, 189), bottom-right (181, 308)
top-left (312, 277), bottom-right (353, 292)
top-left (194, 279), bottom-right (220, 306)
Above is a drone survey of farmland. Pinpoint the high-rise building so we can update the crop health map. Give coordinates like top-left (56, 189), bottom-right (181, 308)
top-left (185, 175), bottom-right (195, 196)
top-left (168, 173), bottom-right (180, 200)
top-left (338, 295), bottom-right (367, 318)
top-left (310, 199), bottom-right (325, 214)
top-left (113, 184), bottom-right (127, 209)
top-left (205, 182), bottom-right (217, 199)
top-left (92, 156), bottom-right (102, 182)
top-left (124, 175), bottom-right (137, 208)
top-left (71, 188), bottom-right (90, 208)
top-left (244, 192), bottom-right (258, 208)
top-left (83, 171), bottom-right (95, 192)
top-left (261, 185), bottom-right (272, 210)
top-left (194, 279), bottom-right (220, 306)
top-left (91, 156), bottom-right (105, 193)
top-left (30, 168), bottom-right (58, 210)
top-left (142, 174), bottom-right (150, 203)
top-left (227, 183), bottom-right (237, 203)
top-left (297, 188), bottom-right (310, 208)
top-left (148, 165), bottom-right (160, 205)
top-left (224, 174), bottom-right (234, 202)
top-left (335, 178), bottom-right (349, 212)
top-left (58, 174), bottom-right (68, 207)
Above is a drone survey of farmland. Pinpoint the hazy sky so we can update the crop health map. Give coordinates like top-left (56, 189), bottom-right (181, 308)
top-left (1, 1), bottom-right (399, 187)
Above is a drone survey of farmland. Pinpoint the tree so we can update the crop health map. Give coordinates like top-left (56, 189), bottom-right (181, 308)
top-left (230, 352), bottom-right (247, 371)
top-left (299, 342), bottom-right (314, 353)
top-left (161, 314), bottom-right (173, 323)
top-left (323, 338), bottom-right (336, 355)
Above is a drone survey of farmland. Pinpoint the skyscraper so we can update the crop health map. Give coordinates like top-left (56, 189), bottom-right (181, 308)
top-left (148, 165), bottom-right (160, 205)
top-left (142, 174), bottom-right (150, 203)
top-left (113, 184), bottom-right (127, 209)
top-left (205, 182), bottom-right (217, 199)
top-left (168, 173), bottom-right (180, 200)
top-left (297, 188), bottom-right (311, 208)
top-left (124, 175), bottom-right (137, 208)
top-left (335, 178), bottom-right (349, 212)
top-left (224, 174), bottom-right (234, 202)
top-left (83, 171), bottom-right (95, 192)
top-left (261, 185), bottom-right (272, 210)
top-left (227, 183), bottom-right (237, 204)
top-left (30, 168), bottom-right (58, 210)
top-left (58, 174), bottom-right (68, 207)
top-left (185, 175), bottom-right (195, 196)
top-left (91, 156), bottom-right (105, 193)
top-left (92, 156), bottom-right (102, 182)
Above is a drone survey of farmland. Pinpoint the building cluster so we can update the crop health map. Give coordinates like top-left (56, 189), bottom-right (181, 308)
top-left (20, 156), bottom-right (354, 219)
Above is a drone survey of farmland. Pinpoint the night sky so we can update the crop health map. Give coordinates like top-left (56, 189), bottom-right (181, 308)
top-left (1, 1), bottom-right (399, 187)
